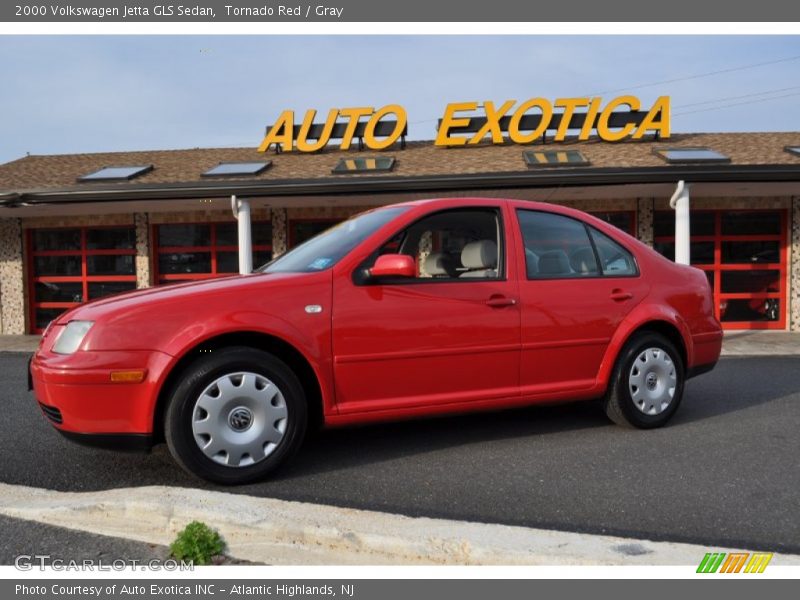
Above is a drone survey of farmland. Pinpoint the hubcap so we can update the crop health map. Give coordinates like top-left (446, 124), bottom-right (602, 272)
top-left (628, 347), bottom-right (678, 415)
top-left (191, 372), bottom-right (288, 468)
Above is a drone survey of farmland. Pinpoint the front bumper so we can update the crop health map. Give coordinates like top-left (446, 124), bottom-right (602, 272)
top-left (30, 348), bottom-right (173, 440)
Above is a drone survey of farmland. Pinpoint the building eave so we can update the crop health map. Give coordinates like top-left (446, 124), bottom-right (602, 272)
top-left (1, 164), bottom-right (799, 207)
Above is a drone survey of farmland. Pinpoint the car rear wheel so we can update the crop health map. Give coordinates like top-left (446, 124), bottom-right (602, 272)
top-left (164, 346), bottom-right (307, 484)
top-left (603, 332), bottom-right (684, 429)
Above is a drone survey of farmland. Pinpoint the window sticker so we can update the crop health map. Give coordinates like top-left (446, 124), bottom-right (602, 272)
top-left (308, 257), bottom-right (334, 270)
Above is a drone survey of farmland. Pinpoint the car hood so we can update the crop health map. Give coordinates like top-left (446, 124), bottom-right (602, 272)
top-left (53, 269), bottom-right (333, 354)
top-left (57, 271), bottom-right (312, 324)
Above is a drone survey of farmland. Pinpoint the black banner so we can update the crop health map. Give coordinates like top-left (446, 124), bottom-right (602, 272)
top-left (4, 579), bottom-right (797, 600)
top-left (3, 0), bottom-right (800, 22)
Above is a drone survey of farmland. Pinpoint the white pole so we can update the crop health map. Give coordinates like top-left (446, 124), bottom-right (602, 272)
top-left (669, 180), bottom-right (690, 265)
top-left (231, 194), bottom-right (253, 274)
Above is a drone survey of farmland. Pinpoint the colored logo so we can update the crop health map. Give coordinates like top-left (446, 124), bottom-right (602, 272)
top-left (697, 552), bottom-right (773, 573)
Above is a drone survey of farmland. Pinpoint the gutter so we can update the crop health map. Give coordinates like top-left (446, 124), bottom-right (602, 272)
top-left (1, 164), bottom-right (799, 206)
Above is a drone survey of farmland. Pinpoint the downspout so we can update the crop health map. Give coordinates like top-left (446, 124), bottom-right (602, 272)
top-left (670, 180), bottom-right (690, 265)
top-left (230, 195), bottom-right (253, 274)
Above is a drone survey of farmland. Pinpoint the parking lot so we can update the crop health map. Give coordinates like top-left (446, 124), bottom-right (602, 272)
top-left (1, 352), bottom-right (798, 554)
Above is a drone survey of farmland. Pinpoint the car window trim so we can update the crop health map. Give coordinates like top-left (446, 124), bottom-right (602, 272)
top-left (353, 206), bottom-right (508, 286)
top-left (515, 208), bottom-right (640, 281)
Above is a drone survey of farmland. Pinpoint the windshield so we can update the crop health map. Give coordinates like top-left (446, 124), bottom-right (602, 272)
top-left (261, 206), bottom-right (409, 273)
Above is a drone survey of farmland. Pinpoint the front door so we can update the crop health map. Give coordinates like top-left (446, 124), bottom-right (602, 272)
top-left (332, 206), bottom-right (521, 414)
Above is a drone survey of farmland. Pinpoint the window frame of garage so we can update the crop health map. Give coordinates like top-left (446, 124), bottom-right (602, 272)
top-left (151, 220), bottom-right (273, 284)
top-left (653, 208), bottom-right (789, 330)
top-left (26, 225), bottom-right (138, 334)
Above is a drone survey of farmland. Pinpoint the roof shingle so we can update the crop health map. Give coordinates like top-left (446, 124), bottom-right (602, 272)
top-left (1, 132), bottom-right (798, 194)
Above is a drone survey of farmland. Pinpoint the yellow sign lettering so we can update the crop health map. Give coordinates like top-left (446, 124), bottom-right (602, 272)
top-left (435, 101), bottom-right (478, 147)
top-left (596, 95), bottom-right (640, 142)
top-left (507, 98), bottom-right (552, 144)
top-left (363, 104), bottom-right (407, 150)
top-left (259, 96), bottom-right (670, 152)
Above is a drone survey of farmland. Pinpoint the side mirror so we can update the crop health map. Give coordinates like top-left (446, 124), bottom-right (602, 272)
top-left (369, 254), bottom-right (416, 279)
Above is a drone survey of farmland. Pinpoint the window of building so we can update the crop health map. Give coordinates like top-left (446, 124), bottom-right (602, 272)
top-left (27, 227), bottom-right (137, 333)
top-left (288, 219), bottom-right (343, 247)
top-left (588, 211), bottom-right (636, 236)
top-left (202, 161), bottom-right (271, 177)
top-left (332, 157), bottom-right (395, 174)
top-left (654, 148), bottom-right (730, 164)
top-left (523, 150), bottom-right (590, 167)
top-left (78, 165), bottom-right (153, 182)
top-left (153, 221), bottom-right (272, 283)
top-left (654, 210), bottom-right (787, 329)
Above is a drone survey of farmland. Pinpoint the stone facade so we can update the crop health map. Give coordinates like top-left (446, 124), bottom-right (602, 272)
top-left (134, 213), bottom-right (150, 289)
top-left (653, 196), bottom-right (791, 211)
top-left (791, 197), bottom-right (800, 332)
top-left (271, 208), bottom-right (287, 257)
top-left (0, 219), bottom-right (25, 335)
top-left (148, 208), bottom-right (271, 225)
top-left (637, 198), bottom-right (654, 247)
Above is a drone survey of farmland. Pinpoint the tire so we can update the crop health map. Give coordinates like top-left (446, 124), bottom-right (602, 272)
top-left (603, 332), bottom-right (685, 429)
top-left (164, 346), bottom-right (307, 485)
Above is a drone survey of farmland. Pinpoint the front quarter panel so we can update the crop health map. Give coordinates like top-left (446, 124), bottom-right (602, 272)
top-left (59, 271), bottom-right (334, 431)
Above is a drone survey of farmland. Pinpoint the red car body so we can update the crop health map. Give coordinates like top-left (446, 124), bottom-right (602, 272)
top-left (30, 198), bottom-right (722, 477)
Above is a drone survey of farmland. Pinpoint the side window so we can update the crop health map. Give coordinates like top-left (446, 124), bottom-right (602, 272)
top-left (588, 227), bottom-right (638, 276)
top-left (365, 208), bottom-right (503, 281)
top-left (517, 210), bottom-right (599, 279)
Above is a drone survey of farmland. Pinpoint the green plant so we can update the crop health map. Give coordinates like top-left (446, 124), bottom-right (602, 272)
top-left (170, 521), bottom-right (225, 565)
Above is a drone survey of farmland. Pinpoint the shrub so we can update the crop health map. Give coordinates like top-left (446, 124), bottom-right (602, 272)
top-left (170, 521), bottom-right (225, 565)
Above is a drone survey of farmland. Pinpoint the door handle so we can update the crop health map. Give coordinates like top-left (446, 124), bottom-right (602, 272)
top-left (486, 295), bottom-right (517, 308)
top-left (610, 289), bottom-right (634, 302)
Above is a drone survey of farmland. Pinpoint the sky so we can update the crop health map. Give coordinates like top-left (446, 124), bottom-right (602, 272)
top-left (0, 35), bottom-right (798, 164)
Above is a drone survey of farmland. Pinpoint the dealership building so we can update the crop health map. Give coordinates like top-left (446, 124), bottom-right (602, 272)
top-left (0, 130), bottom-right (799, 334)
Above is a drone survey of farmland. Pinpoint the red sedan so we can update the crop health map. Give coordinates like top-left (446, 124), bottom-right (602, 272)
top-left (30, 198), bottom-right (722, 484)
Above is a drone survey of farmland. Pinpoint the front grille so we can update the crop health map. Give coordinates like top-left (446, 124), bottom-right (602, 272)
top-left (38, 403), bottom-right (63, 425)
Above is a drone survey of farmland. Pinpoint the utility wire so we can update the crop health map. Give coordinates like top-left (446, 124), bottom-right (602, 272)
top-left (673, 91), bottom-right (800, 116)
top-left (674, 85), bottom-right (800, 108)
top-left (585, 54), bottom-right (800, 96)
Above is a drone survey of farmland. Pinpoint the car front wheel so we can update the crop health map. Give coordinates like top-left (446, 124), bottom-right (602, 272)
top-left (164, 346), bottom-right (307, 484)
top-left (603, 332), bottom-right (685, 429)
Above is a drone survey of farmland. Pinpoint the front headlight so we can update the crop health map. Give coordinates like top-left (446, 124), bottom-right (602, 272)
top-left (52, 321), bottom-right (94, 355)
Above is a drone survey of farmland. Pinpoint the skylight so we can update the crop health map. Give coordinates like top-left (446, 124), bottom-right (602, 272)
top-left (523, 149), bottom-right (590, 167)
top-left (785, 146), bottom-right (800, 157)
top-left (202, 161), bottom-right (272, 177)
top-left (655, 148), bottom-right (730, 164)
top-left (332, 157), bottom-right (395, 174)
top-left (78, 165), bottom-right (153, 182)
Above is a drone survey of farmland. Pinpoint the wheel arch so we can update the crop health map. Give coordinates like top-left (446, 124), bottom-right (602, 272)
top-left (597, 312), bottom-right (691, 392)
top-left (152, 331), bottom-right (326, 444)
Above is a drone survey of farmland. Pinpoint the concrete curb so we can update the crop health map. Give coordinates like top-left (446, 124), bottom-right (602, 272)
top-left (0, 483), bottom-right (797, 565)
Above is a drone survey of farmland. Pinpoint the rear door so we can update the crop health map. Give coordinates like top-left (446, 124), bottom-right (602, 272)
top-left (514, 208), bottom-right (648, 395)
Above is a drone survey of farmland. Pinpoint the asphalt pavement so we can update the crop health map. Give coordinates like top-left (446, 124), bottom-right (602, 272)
top-left (1, 352), bottom-right (798, 553)
top-left (0, 514), bottom-right (170, 566)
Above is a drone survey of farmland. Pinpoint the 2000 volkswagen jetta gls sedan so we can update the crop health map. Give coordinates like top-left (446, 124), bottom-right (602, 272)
top-left (30, 198), bottom-right (722, 484)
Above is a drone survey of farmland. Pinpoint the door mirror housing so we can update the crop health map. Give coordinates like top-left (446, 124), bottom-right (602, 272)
top-left (369, 254), bottom-right (416, 279)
